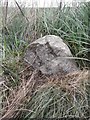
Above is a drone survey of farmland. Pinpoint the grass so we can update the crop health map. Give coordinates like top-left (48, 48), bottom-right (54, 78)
top-left (1, 70), bottom-right (90, 119)
top-left (2, 2), bottom-right (90, 67)
top-left (35, 3), bottom-right (90, 68)
top-left (0, 1), bottom-right (90, 119)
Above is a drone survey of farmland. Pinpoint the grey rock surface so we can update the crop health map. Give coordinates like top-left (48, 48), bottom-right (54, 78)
top-left (24, 35), bottom-right (78, 75)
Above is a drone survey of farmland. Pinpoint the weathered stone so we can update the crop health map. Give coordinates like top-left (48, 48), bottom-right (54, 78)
top-left (24, 35), bottom-right (78, 75)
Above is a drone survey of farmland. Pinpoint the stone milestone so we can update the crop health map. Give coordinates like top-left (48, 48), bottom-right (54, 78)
top-left (24, 35), bottom-right (78, 75)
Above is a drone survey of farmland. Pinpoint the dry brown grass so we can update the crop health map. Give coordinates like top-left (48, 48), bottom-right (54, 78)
top-left (1, 68), bottom-right (89, 119)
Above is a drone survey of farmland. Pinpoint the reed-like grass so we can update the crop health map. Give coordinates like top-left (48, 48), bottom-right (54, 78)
top-left (35, 2), bottom-right (90, 68)
top-left (2, 2), bottom-right (90, 67)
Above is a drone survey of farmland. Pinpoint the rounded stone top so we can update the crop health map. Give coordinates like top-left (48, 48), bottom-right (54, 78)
top-left (24, 35), bottom-right (78, 75)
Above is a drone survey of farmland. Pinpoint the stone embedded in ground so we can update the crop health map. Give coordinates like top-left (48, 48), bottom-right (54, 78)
top-left (24, 35), bottom-right (78, 75)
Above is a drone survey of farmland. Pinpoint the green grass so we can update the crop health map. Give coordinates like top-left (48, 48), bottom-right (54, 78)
top-left (2, 2), bottom-right (90, 67)
top-left (0, 1), bottom-right (90, 119)
top-left (35, 3), bottom-right (90, 68)
top-left (24, 76), bottom-right (89, 118)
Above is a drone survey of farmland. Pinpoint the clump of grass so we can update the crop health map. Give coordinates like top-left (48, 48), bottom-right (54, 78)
top-left (2, 1), bottom-right (28, 59)
top-left (1, 70), bottom-right (89, 119)
top-left (23, 70), bottom-right (89, 119)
